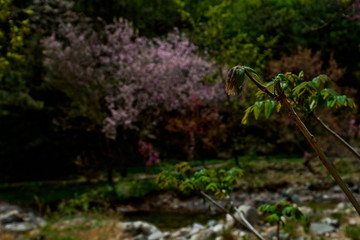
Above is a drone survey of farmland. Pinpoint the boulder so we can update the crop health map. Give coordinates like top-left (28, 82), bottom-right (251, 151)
top-left (322, 217), bottom-right (339, 227)
top-left (4, 222), bottom-right (33, 232)
top-left (310, 222), bottom-right (335, 235)
top-left (0, 210), bottom-right (23, 224)
top-left (212, 224), bottom-right (224, 234)
top-left (122, 221), bottom-right (160, 237)
top-left (235, 205), bottom-right (259, 226)
top-left (189, 229), bottom-right (215, 240)
top-left (0, 202), bottom-right (46, 233)
top-left (192, 222), bottom-right (203, 229)
top-left (148, 231), bottom-right (163, 240)
top-left (206, 219), bottom-right (217, 227)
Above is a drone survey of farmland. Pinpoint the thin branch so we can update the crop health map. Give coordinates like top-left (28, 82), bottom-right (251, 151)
top-left (312, 112), bottom-right (360, 160)
top-left (244, 70), bottom-right (276, 98)
top-left (200, 191), bottom-right (265, 240)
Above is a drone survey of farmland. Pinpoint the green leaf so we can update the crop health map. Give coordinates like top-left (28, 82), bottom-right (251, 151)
top-left (298, 71), bottom-right (304, 80)
top-left (306, 81), bottom-right (318, 91)
top-left (241, 106), bottom-right (252, 125)
top-left (214, 190), bottom-right (226, 199)
top-left (243, 66), bottom-right (259, 76)
top-left (266, 81), bottom-right (274, 87)
top-left (275, 74), bottom-right (288, 83)
top-left (258, 204), bottom-right (271, 213)
top-left (337, 95), bottom-right (347, 106)
top-left (179, 179), bottom-right (195, 192)
top-left (267, 214), bottom-right (280, 224)
top-left (205, 183), bottom-right (218, 192)
top-left (292, 82), bottom-right (308, 96)
top-left (195, 176), bottom-right (211, 186)
top-left (235, 68), bottom-right (245, 94)
top-left (312, 76), bottom-right (321, 89)
top-left (309, 100), bottom-right (316, 111)
top-left (301, 214), bottom-right (310, 227)
top-left (194, 169), bottom-right (208, 178)
top-left (322, 88), bottom-right (338, 99)
top-left (228, 167), bottom-right (243, 178)
top-left (330, 98), bottom-right (337, 108)
top-left (264, 100), bottom-right (276, 118)
top-left (347, 98), bottom-right (357, 109)
top-left (326, 99), bottom-right (333, 107)
top-left (253, 101), bottom-right (263, 120)
top-left (292, 208), bottom-right (303, 219)
top-left (282, 206), bottom-right (293, 216)
top-left (223, 175), bottom-right (235, 184)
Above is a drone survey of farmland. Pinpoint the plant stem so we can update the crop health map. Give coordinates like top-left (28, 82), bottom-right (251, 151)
top-left (200, 191), bottom-right (265, 240)
top-left (277, 221), bottom-right (280, 240)
top-left (244, 71), bottom-right (276, 98)
top-left (273, 81), bottom-right (360, 216)
top-left (312, 112), bottom-right (360, 160)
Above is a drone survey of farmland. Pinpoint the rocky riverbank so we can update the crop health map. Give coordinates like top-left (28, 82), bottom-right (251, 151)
top-left (2, 183), bottom-right (360, 240)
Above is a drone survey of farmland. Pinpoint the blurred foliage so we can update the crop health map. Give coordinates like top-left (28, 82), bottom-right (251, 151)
top-left (156, 162), bottom-right (243, 198)
top-left (0, 0), bottom-right (360, 182)
top-left (0, 0), bottom-right (42, 112)
top-left (346, 225), bottom-right (360, 240)
top-left (259, 199), bottom-right (309, 239)
top-left (267, 47), bottom-right (345, 81)
top-left (259, 199), bottom-right (309, 226)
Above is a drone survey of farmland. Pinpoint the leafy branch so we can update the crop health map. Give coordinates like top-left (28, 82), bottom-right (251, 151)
top-left (240, 71), bottom-right (359, 160)
top-left (226, 65), bottom-right (360, 216)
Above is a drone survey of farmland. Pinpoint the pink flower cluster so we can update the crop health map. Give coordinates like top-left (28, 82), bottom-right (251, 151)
top-left (138, 140), bottom-right (160, 166)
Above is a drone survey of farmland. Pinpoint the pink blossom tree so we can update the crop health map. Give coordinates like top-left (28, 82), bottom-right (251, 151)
top-left (42, 18), bottom-right (224, 179)
top-left (101, 19), bottom-right (224, 140)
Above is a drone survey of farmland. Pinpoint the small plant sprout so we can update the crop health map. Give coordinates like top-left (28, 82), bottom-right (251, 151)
top-left (226, 65), bottom-right (360, 215)
top-left (258, 200), bottom-right (309, 240)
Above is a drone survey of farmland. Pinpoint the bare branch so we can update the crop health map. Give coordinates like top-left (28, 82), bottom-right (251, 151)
top-left (200, 191), bottom-right (265, 240)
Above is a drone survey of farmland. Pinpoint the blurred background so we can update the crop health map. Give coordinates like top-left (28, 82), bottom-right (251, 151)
top-left (1, 0), bottom-right (360, 239)
top-left (1, 0), bottom-right (359, 183)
